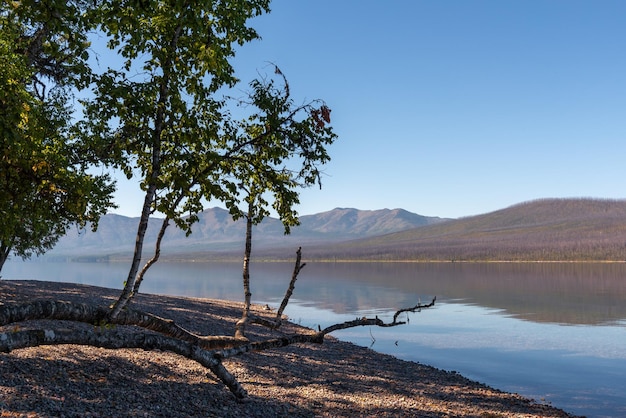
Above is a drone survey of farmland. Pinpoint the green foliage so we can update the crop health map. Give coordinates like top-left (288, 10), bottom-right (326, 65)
top-left (73, 1), bottom-right (337, 311)
top-left (0, 0), bottom-right (116, 269)
top-left (81, 0), bottom-right (335, 238)
top-left (1, 0), bottom-right (336, 280)
top-left (5, 0), bottom-right (96, 90)
top-left (222, 67), bottom-right (336, 233)
top-left (80, 0), bottom-right (271, 227)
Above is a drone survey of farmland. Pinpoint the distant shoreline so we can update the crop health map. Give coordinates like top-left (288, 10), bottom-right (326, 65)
top-left (26, 256), bottom-right (626, 264)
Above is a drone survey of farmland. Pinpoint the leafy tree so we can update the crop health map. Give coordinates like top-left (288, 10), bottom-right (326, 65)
top-left (75, 0), bottom-right (273, 317)
top-left (228, 68), bottom-right (335, 338)
top-left (78, 0), bottom-right (335, 318)
top-left (0, 0), bottom-right (115, 272)
top-left (0, 1), bottom-right (437, 403)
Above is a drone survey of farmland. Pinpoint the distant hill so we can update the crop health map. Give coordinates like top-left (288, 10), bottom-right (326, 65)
top-left (45, 207), bottom-right (446, 260)
top-left (42, 198), bottom-right (626, 261)
top-left (294, 198), bottom-right (626, 261)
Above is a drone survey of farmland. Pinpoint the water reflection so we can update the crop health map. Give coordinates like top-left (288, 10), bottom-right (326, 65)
top-left (4, 260), bottom-right (626, 326)
top-left (295, 262), bottom-right (626, 326)
top-left (4, 260), bottom-right (626, 417)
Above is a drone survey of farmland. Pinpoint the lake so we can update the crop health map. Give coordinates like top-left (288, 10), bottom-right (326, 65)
top-left (3, 260), bottom-right (626, 418)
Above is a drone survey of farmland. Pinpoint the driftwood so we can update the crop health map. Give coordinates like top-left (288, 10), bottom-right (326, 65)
top-left (0, 326), bottom-right (248, 398)
top-left (213, 297), bottom-right (437, 360)
top-left (0, 300), bottom-right (247, 349)
top-left (0, 249), bottom-right (435, 400)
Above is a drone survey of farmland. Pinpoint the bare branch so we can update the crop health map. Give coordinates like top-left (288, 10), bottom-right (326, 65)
top-left (320, 297), bottom-right (437, 335)
top-left (0, 245), bottom-right (435, 402)
top-left (275, 247), bottom-right (305, 323)
top-left (0, 294), bottom-right (435, 400)
top-left (392, 297), bottom-right (437, 324)
top-left (213, 332), bottom-right (324, 359)
top-left (215, 298), bottom-right (437, 359)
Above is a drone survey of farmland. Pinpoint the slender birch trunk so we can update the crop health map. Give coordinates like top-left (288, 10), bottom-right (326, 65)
top-left (235, 201), bottom-right (254, 338)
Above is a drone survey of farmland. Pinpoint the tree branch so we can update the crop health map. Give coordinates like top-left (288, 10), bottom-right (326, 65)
top-left (274, 246), bottom-right (305, 324)
top-left (392, 297), bottom-right (437, 324)
top-left (0, 327), bottom-right (247, 399)
top-left (132, 215), bottom-right (171, 296)
top-left (215, 298), bottom-right (437, 359)
top-left (0, 300), bottom-right (248, 350)
top-left (0, 296), bottom-right (435, 399)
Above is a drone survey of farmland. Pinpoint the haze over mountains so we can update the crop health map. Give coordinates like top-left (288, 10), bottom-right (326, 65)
top-left (47, 207), bottom-right (445, 260)
top-left (45, 198), bottom-right (626, 262)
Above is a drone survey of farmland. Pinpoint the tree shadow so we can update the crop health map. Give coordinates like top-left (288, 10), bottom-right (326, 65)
top-left (1, 280), bottom-right (577, 417)
top-left (0, 345), bottom-right (321, 417)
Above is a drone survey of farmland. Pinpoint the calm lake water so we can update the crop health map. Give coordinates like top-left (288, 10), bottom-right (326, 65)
top-left (3, 260), bottom-right (626, 418)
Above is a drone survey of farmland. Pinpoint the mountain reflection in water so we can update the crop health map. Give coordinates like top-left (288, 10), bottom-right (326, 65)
top-left (4, 260), bottom-right (626, 326)
top-left (4, 260), bottom-right (626, 417)
top-left (296, 261), bottom-right (626, 326)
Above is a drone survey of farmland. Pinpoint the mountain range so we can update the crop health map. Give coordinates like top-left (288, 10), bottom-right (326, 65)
top-left (45, 198), bottom-right (626, 262)
top-left (46, 207), bottom-right (445, 260)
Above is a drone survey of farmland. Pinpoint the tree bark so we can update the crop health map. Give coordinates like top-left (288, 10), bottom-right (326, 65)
top-left (110, 21), bottom-right (185, 318)
top-left (0, 327), bottom-right (247, 399)
top-left (132, 216), bottom-right (170, 295)
top-left (275, 247), bottom-right (305, 323)
top-left (1, 245), bottom-right (436, 401)
top-left (0, 243), bottom-right (10, 274)
top-left (0, 296), bottom-right (435, 399)
top-left (0, 300), bottom-right (247, 350)
top-left (109, 181), bottom-right (158, 318)
top-left (234, 202), bottom-right (254, 339)
top-left (214, 298), bottom-right (437, 359)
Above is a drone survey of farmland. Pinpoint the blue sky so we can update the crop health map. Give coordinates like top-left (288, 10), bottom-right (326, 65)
top-left (110, 0), bottom-right (626, 219)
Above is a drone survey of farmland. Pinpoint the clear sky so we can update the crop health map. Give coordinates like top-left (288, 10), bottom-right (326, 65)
top-left (110, 0), bottom-right (626, 219)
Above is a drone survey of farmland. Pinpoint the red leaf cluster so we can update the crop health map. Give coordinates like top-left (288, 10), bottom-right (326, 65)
top-left (311, 105), bottom-right (331, 131)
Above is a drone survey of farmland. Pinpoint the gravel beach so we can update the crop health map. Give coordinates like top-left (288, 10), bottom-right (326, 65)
top-left (0, 280), bottom-right (580, 417)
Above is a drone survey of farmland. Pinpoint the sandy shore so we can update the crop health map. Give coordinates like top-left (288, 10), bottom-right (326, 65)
top-left (0, 280), bottom-right (580, 417)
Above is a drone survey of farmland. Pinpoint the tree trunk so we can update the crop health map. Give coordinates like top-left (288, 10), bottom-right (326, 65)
top-left (275, 247), bottom-right (305, 322)
top-left (109, 182), bottom-right (158, 318)
top-left (0, 243), bottom-right (10, 275)
top-left (0, 327), bottom-right (248, 399)
top-left (235, 201), bottom-right (254, 339)
top-left (0, 300), bottom-right (247, 350)
top-left (132, 216), bottom-right (170, 295)
top-left (110, 21), bottom-right (184, 318)
top-left (1, 244), bottom-right (436, 401)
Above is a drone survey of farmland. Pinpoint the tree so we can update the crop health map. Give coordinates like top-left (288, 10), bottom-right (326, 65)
top-left (0, 0), bottom-right (116, 272)
top-left (1, 0), bottom-right (436, 403)
top-left (228, 67), bottom-right (335, 338)
top-left (75, 0), bottom-right (274, 317)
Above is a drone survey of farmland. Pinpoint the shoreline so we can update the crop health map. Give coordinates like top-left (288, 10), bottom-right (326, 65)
top-left (1, 280), bottom-right (580, 417)
top-left (35, 255), bottom-right (626, 263)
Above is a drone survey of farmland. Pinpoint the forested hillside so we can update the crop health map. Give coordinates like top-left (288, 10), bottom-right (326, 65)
top-left (264, 198), bottom-right (626, 261)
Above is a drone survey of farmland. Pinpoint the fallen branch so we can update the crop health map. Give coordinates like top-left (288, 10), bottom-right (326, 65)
top-left (0, 300), bottom-right (248, 350)
top-left (0, 296), bottom-right (435, 399)
top-left (392, 297), bottom-right (437, 324)
top-left (1, 243), bottom-right (436, 402)
top-left (215, 297), bottom-right (437, 359)
top-left (320, 297), bottom-right (437, 335)
top-left (0, 327), bottom-right (247, 399)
